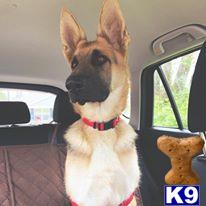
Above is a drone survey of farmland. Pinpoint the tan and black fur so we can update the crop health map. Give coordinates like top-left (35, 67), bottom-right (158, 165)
top-left (60, 0), bottom-right (140, 205)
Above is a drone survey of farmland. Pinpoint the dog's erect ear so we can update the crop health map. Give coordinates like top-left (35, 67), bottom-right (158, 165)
top-left (60, 8), bottom-right (86, 61)
top-left (98, 0), bottom-right (130, 55)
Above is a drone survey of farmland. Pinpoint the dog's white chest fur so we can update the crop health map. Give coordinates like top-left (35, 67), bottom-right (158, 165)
top-left (65, 121), bottom-right (140, 206)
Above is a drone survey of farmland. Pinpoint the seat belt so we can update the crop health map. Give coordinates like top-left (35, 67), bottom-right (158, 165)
top-left (50, 124), bottom-right (59, 144)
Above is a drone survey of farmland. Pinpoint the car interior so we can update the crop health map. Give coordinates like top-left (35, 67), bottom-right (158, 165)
top-left (0, 0), bottom-right (206, 206)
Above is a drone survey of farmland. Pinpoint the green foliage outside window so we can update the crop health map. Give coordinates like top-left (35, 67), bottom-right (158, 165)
top-left (153, 51), bottom-right (200, 128)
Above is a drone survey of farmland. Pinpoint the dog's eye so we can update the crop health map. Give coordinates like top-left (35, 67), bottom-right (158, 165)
top-left (71, 57), bottom-right (79, 69)
top-left (96, 55), bottom-right (107, 65)
top-left (91, 49), bottom-right (109, 67)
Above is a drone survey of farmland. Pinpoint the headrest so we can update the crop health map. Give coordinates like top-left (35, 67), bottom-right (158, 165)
top-left (0, 102), bottom-right (30, 125)
top-left (188, 41), bottom-right (206, 132)
top-left (53, 92), bottom-right (80, 124)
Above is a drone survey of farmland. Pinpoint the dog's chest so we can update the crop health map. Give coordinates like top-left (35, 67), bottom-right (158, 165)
top-left (65, 130), bottom-right (139, 206)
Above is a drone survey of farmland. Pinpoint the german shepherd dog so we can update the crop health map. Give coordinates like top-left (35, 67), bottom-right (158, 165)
top-left (60, 0), bottom-right (140, 205)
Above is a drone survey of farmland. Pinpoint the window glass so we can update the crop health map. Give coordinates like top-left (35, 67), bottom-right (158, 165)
top-left (0, 88), bottom-right (56, 125)
top-left (153, 71), bottom-right (178, 128)
top-left (161, 50), bottom-right (200, 128)
top-left (153, 50), bottom-right (200, 128)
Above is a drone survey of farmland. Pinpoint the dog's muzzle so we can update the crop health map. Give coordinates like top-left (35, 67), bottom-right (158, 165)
top-left (66, 75), bottom-right (109, 105)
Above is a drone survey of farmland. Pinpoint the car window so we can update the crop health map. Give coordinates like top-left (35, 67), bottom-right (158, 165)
top-left (153, 70), bottom-right (178, 128)
top-left (0, 88), bottom-right (56, 125)
top-left (153, 50), bottom-right (200, 128)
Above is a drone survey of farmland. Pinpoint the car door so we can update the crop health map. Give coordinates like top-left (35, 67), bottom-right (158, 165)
top-left (137, 48), bottom-right (203, 206)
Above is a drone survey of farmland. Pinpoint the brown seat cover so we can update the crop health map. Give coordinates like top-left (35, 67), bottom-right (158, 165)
top-left (0, 144), bottom-right (69, 206)
top-left (0, 144), bottom-right (143, 206)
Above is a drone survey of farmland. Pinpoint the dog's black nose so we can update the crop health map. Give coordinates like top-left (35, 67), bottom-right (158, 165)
top-left (66, 77), bottom-right (84, 92)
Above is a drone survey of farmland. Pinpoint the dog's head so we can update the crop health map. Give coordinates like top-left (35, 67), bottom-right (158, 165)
top-left (60, 0), bottom-right (130, 117)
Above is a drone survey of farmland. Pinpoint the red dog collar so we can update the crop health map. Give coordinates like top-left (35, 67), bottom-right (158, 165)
top-left (82, 116), bottom-right (120, 131)
top-left (120, 192), bottom-right (135, 206)
top-left (70, 192), bottom-right (135, 206)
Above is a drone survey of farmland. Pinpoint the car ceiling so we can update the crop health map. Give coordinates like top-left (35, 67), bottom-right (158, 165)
top-left (0, 0), bottom-right (206, 127)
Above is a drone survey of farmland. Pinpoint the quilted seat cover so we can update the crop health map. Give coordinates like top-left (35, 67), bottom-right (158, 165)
top-left (0, 144), bottom-right (143, 206)
top-left (0, 144), bottom-right (69, 206)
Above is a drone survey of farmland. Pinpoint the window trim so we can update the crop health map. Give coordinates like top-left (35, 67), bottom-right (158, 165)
top-left (140, 45), bottom-right (202, 131)
top-left (0, 82), bottom-right (65, 96)
top-left (156, 67), bottom-right (184, 130)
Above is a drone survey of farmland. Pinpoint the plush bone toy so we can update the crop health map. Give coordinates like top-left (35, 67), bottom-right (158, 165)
top-left (157, 136), bottom-right (204, 185)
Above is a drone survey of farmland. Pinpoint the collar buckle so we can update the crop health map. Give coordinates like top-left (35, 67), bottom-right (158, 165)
top-left (82, 116), bottom-right (120, 131)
